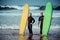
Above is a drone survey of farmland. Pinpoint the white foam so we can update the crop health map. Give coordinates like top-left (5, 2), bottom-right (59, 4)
top-left (0, 24), bottom-right (19, 29)
top-left (0, 13), bottom-right (60, 18)
top-left (1, 6), bottom-right (39, 10)
top-left (0, 13), bottom-right (21, 16)
top-left (52, 13), bottom-right (60, 18)
top-left (0, 10), bottom-right (60, 18)
top-left (0, 24), bottom-right (60, 30)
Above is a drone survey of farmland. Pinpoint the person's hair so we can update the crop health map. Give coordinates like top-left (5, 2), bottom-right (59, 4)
top-left (41, 12), bottom-right (43, 14)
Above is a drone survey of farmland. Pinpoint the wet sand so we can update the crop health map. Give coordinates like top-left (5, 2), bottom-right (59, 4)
top-left (0, 29), bottom-right (60, 40)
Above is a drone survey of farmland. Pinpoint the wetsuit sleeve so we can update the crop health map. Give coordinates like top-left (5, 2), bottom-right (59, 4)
top-left (32, 17), bottom-right (35, 23)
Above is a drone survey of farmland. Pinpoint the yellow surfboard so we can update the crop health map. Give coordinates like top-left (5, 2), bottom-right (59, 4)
top-left (19, 35), bottom-right (26, 40)
top-left (20, 4), bottom-right (29, 35)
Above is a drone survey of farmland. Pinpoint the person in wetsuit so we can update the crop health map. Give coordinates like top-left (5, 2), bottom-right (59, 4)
top-left (38, 12), bottom-right (44, 36)
top-left (28, 13), bottom-right (35, 35)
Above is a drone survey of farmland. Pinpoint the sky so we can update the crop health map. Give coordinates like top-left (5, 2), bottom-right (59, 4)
top-left (0, 0), bottom-right (60, 6)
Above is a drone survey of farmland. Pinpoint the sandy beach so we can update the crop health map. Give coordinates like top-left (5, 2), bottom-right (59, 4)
top-left (0, 29), bottom-right (60, 40)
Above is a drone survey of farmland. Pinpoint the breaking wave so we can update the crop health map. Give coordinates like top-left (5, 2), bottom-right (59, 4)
top-left (0, 24), bottom-right (60, 29)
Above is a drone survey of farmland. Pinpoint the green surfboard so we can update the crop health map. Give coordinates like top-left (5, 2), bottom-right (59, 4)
top-left (42, 2), bottom-right (53, 35)
top-left (42, 36), bottom-right (48, 40)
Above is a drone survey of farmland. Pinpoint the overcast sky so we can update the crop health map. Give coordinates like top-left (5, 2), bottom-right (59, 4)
top-left (0, 0), bottom-right (60, 6)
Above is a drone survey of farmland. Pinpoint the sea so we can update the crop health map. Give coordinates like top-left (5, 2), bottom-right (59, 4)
top-left (0, 9), bottom-right (60, 40)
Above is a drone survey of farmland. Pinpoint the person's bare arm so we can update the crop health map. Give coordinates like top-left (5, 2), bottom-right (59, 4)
top-left (38, 17), bottom-right (41, 27)
top-left (38, 21), bottom-right (41, 27)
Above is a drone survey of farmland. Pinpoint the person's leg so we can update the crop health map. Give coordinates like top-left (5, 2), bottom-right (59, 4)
top-left (28, 24), bottom-right (33, 34)
top-left (40, 23), bottom-right (42, 36)
top-left (30, 24), bottom-right (33, 34)
top-left (28, 24), bottom-right (31, 34)
top-left (40, 27), bottom-right (42, 34)
top-left (40, 23), bottom-right (43, 36)
top-left (40, 24), bottom-right (42, 34)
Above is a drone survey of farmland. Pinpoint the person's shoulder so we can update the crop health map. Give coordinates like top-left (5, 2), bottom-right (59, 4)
top-left (43, 16), bottom-right (44, 17)
top-left (39, 16), bottom-right (41, 17)
top-left (39, 16), bottom-right (41, 19)
top-left (28, 16), bottom-right (32, 18)
top-left (31, 17), bottom-right (33, 19)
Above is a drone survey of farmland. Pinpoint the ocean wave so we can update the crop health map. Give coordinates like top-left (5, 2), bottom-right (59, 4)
top-left (0, 13), bottom-right (21, 16)
top-left (0, 24), bottom-right (19, 29)
top-left (0, 24), bottom-right (60, 29)
top-left (1, 6), bottom-right (39, 10)
top-left (0, 13), bottom-right (60, 18)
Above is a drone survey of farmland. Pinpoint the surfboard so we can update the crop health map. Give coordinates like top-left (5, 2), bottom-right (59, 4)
top-left (20, 4), bottom-right (29, 35)
top-left (19, 35), bottom-right (26, 40)
top-left (42, 2), bottom-right (53, 35)
top-left (42, 36), bottom-right (48, 40)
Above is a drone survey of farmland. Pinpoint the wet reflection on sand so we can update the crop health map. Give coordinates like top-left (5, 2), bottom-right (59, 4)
top-left (19, 34), bottom-right (49, 40)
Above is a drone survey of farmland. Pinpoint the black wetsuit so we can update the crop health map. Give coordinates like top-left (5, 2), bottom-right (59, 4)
top-left (28, 16), bottom-right (35, 34)
top-left (38, 16), bottom-right (44, 34)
